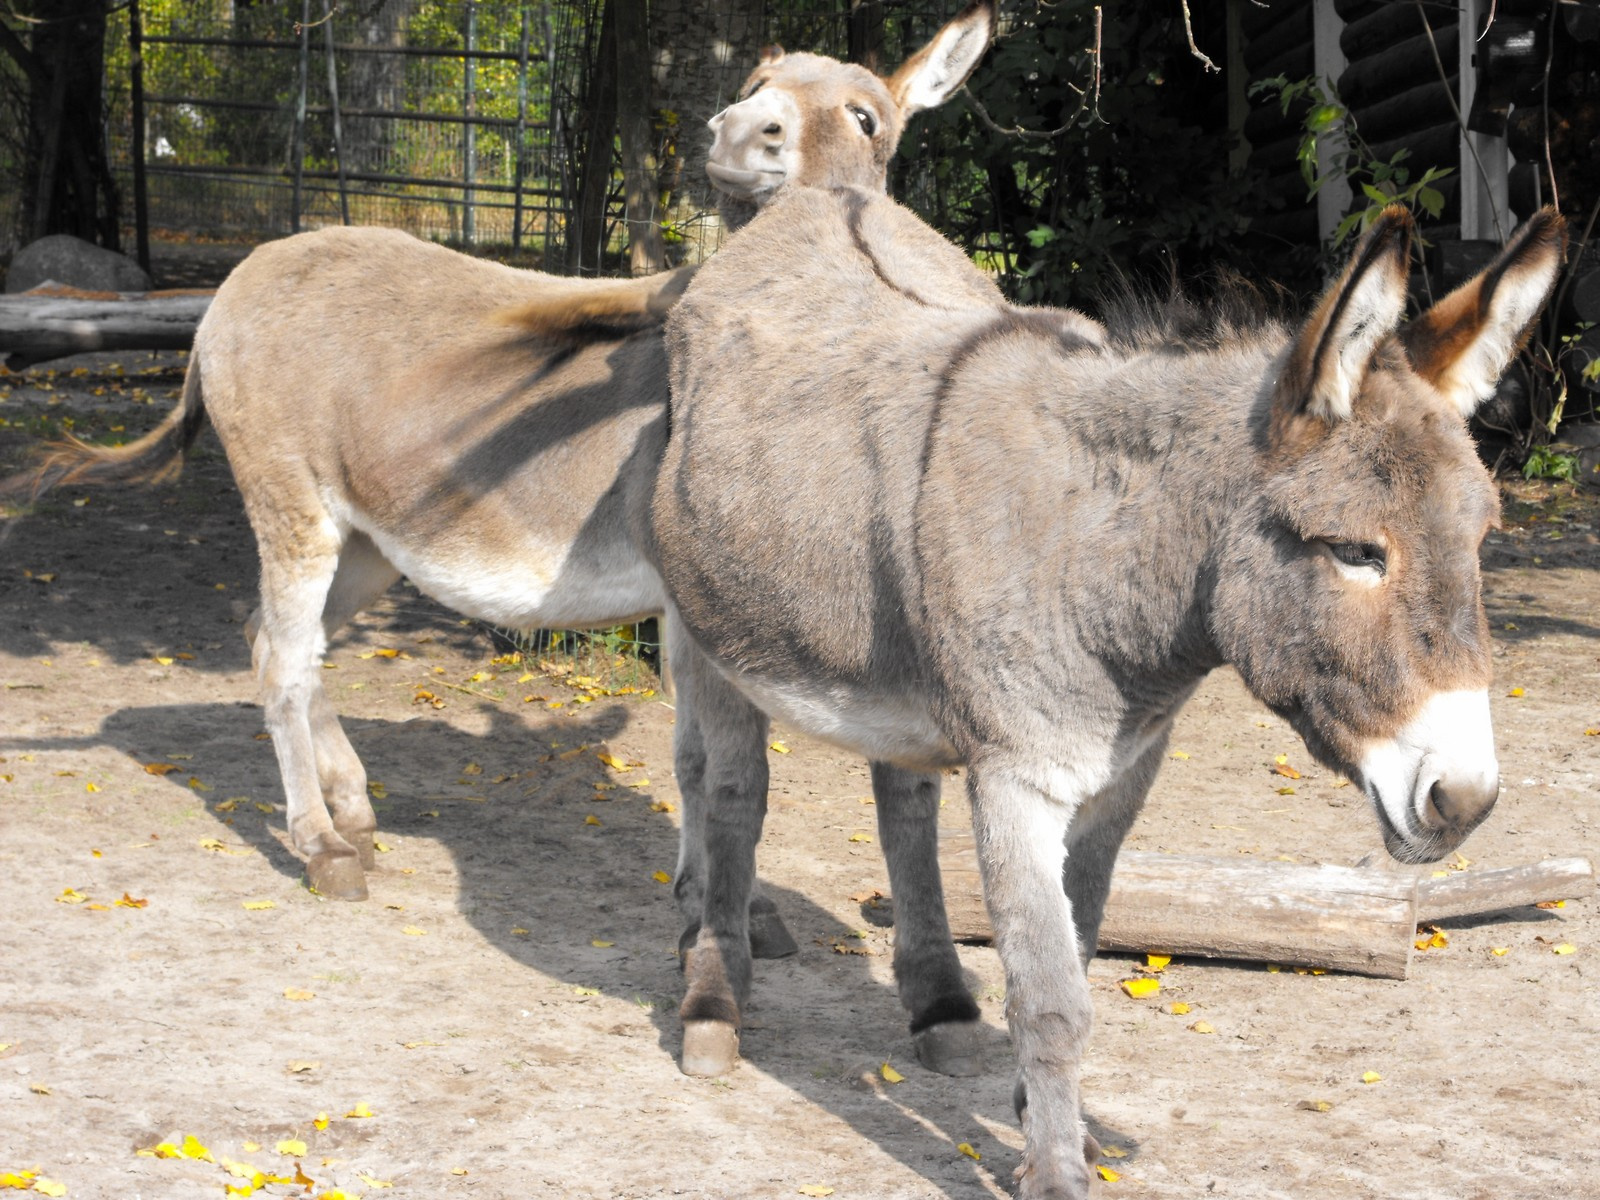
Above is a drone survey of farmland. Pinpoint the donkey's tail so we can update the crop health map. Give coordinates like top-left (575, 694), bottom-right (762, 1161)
top-left (495, 265), bottom-right (698, 339)
top-left (0, 350), bottom-right (209, 503)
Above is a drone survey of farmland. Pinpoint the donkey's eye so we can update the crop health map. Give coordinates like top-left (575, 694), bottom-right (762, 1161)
top-left (849, 105), bottom-right (877, 135)
top-left (743, 79), bottom-right (765, 99)
top-left (1327, 541), bottom-right (1387, 576)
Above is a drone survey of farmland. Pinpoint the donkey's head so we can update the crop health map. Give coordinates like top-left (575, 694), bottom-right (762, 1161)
top-left (1212, 207), bottom-right (1565, 863)
top-left (705, 0), bottom-right (995, 207)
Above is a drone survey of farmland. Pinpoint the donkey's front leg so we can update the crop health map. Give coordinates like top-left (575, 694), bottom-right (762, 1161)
top-left (674, 644), bottom-right (771, 1077)
top-left (665, 614), bottom-right (796, 961)
top-left (871, 762), bottom-right (983, 1075)
top-left (1061, 734), bottom-right (1169, 974)
top-left (969, 753), bottom-right (1096, 1200)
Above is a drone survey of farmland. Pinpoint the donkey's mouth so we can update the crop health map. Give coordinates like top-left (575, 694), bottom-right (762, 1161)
top-left (706, 161), bottom-right (786, 198)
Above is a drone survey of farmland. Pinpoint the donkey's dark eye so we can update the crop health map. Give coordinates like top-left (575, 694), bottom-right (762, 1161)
top-left (1327, 541), bottom-right (1387, 575)
top-left (849, 106), bottom-right (877, 135)
top-left (744, 79), bottom-right (765, 99)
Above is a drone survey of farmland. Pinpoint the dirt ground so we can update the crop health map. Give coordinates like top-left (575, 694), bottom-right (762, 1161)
top-left (1, 349), bottom-right (1597, 1200)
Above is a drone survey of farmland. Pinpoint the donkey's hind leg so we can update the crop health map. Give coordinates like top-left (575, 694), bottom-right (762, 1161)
top-left (310, 532), bottom-right (403, 869)
top-left (871, 762), bottom-right (983, 1076)
top-left (249, 518), bottom-right (368, 900)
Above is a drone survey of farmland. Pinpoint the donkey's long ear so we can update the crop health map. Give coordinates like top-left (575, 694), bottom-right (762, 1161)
top-left (887, 0), bottom-right (996, 116)
top-left (1279, 207), bottom-right (1413, 425)
top-left (1401, 207), bottom-right (1567, 417)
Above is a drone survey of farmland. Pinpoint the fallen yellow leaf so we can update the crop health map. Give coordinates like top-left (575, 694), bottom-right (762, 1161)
top-left (373, 841), bottom-right (393, 853)
top-left (1273, 761), bottom-right (1301, 779)
top-left (357, 1173), bottom-right (393, 1189)
top-left (219, 1157), bottom-right (261, 1181)
top-left (652, 870), bottom-right (671, 884)
top-left (283, 988), bottom-right (315, 1002)
top-left (1101, 1145), bottom-right (1128, 1159)
top-left (797, 1188), bottom-right (834, 1198)
top-left (1097, 1165), bottom-right (1120, 1182)
top-left (1145, 953), bottom-right (1171, 971)
top-left (179, 1133), bottom-right (213, 1161)
top-left (54, 887), bottom-right (89, 905)
top-left (313, 1113), bottom-right (329, 1131)
top-left (649, 799), bottom-right (676, 813)
top-left (1361, 1071), bottom-right (1382, 1084)
top-left (596, 752), bottom-right (628, 771)
top-left (1297, 1099), bottom-right (1334, 1113)
top-left (584, 815), bottom-right (603, 827)
top-left (85, 782), bottom-right (99, 793)
top-left (242, 900), bottom-right (276, 911)
top-left (286, 1061), bottom-right (319, 1073)
top-left (275, 1138), bottom-right (306, 1156)
top-left (1166, 1002), bottom-right (1191, 1015)
top-left (29, 1083), bottom-right (49, 1094)
top-left (114, 892), bottom-right (148, 909)
top-left (880, 1062), bottom-right (905, 1084)
top-left (401, 925), bottom-right (426, 936)
top-left (848, 833), bottom-right (873, 843)
top-left (957, 1142), bottom-right (981, 1161)
top-left (1552, 943), bottom-right (1577, 955)
top-left (769, 741), bottom-right (790, 754)
top-left (33, 1181), bottom-right (66, 1198)
top-left (344, 1101), bottom-right (374, 1119)
top-left (1189, 1020), bottom-right (1216, 1034)
top-left (591, 939), bottom-right (615, 948)
top-left (1507, 686), bottom-right (1525, 697)
top-left (1169, 749), bottom-right (1190, 760)
top-left (1491, 947), bottom-right (1510, 956)
top-left (1119, 977), bottom-right (1160, 999)
top-left (573, 986), bottom-right (601, 997)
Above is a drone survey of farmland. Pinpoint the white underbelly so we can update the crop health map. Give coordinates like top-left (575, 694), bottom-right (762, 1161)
top-left (725, 670), bottom-right (960, 768)
top-left (366, 525), bottom-right (664, 630)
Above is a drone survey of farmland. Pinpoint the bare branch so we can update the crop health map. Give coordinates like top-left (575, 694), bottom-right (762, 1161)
top-left (1180, 0), bottom-right (1219, 73)
top-left (960, 5), bottom-right (1102, 140)
top-left (1413, 0), bottom-right (1506, 240)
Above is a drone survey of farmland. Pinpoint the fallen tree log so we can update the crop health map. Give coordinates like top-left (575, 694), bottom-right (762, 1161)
top-left (0, 284), bottom-right (213, 369)
top-left (936, 828), bottom-right (1594, 980)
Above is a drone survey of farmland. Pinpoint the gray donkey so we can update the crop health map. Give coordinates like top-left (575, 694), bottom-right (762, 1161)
top-left (652, 187), bottom-right (1565, 1196)
top-left (1, 6), bottom-right (1002, 1067)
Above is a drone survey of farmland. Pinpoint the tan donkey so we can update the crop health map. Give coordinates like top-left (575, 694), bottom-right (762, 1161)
top-left (2, 5), bottom-right (1002, 1073)
top-left (652, 187), bottom-right (1565, 1196)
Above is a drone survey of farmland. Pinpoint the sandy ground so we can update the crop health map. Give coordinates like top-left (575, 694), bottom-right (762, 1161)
top-left (1, 354), bottom-right (1597, 1200)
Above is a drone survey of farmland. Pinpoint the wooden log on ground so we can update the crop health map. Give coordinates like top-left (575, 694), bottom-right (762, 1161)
top-left (937, 828), bottom-right (1594, 980)
top-left (1415, 857), bottom-right (1595, 921)
top-left (0, 284), bottom-right (213, 369)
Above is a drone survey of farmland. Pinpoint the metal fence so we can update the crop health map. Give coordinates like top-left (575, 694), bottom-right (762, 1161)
top-left (0, 2), bottom-right (967, 270)
top-left (101, 0), bottom-right (597, 252)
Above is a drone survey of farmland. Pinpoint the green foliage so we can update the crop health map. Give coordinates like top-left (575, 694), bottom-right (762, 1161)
top-left (1249, 74), bottom-right (1452, 248)
top-left (1520, 444), bottom-right (1580, 483)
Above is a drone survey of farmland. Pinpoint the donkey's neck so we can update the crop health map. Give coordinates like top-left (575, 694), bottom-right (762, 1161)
top-left (980, 329), bottom-right (1287, 685)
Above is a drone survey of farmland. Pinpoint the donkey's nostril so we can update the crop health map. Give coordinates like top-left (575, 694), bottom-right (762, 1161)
top-left (764, 122), bottom-right (783, 138)
top-left (1427, 773), bottom-right (1498, 830)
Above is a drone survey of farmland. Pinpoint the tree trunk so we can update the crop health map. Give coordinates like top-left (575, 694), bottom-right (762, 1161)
top-left (3, 1), bottom-right (117, 248)
top-left (614, 0), bottom-right (665, 275)
top-left (565, 0), bottom-right (619, 275)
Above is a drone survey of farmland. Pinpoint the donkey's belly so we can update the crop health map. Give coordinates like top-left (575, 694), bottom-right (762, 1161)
top-left (365, 521), bottom-right (665, 631)
top-left (725, 669), bottom-right (960, 769)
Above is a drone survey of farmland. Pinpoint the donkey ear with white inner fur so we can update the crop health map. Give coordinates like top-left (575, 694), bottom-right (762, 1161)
top-left (887, 0), bottom-right (997, 116)
top-left (1401, 207), bottom-right (1567, 417)
top-left (1281, 206), bottom-right (1413, 423)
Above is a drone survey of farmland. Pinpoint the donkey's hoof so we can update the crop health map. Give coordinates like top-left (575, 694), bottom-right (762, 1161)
top-left (748, 908), bottom-right (799, 959)
top-left (913, 1020), bottom-right (984, 1077)
top-left (307, 851), bottom-right (368, 901)
top-left (681, 1020), bottom-right (740, 1077)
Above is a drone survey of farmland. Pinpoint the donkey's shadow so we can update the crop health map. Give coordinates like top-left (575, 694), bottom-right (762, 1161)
top-left (7, 696), bottom-right (1137, 1194)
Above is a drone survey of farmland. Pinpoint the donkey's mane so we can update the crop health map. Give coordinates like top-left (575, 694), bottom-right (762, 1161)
top-left (1097, 271), bottom-right (1294, 355)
